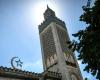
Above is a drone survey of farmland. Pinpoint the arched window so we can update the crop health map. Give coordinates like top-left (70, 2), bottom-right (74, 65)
top-left (71, 74), bottom-right (78, 80)
top-left (50, 56), bottom-right (54, 65)
top-left (47, 58), bottom-right (50, 67)
top-left (54, 54), bottom-right (57, 62)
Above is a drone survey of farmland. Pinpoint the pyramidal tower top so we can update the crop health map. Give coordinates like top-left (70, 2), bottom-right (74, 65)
top-left (39, 5), bottom-right (66, 33)
top-left (44, 5), bottom-right (56, 20)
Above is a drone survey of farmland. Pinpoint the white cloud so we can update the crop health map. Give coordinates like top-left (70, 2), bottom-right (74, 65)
top-left (78, 60), bottom-right (82, 64)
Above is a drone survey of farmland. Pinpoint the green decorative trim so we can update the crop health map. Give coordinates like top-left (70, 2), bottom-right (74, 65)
top-left (42, 70), bottom-right (61, 79)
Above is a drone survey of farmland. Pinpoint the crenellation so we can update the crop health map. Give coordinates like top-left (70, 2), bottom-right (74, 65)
top-left (39, 16), bottom-right (67, 33)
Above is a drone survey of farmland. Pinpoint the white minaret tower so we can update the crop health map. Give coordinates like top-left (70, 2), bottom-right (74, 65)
top-left (38, 6), bottom-right (83, 80)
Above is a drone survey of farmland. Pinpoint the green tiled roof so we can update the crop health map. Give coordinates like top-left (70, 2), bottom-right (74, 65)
top-left (0, 66), bottom-right (61, 79)
top-left (0, 66), bottom-right (40, 79)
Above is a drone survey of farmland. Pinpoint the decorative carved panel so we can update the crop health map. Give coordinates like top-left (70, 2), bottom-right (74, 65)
top-left (41, 27), bottom-right (56, 68)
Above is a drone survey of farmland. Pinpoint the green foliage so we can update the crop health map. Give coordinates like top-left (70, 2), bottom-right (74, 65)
top-left (85, 78), bottom-right (88, 80)
top-left (69, 0), bottom-right (100, 79)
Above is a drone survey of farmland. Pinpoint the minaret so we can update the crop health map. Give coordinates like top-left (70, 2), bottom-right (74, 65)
top-left (38, 6), bottom-right (83, 80)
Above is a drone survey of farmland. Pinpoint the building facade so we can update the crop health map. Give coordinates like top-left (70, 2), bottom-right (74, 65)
top-left (38, 6), bottom-right (83, 80)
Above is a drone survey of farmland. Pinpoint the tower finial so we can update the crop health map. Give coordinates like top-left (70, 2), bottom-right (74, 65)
top-left (47, 4), bottom-right (49, 9)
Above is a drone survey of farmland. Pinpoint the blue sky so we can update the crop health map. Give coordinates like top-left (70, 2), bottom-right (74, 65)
top-left (0, 0), bottom-right (96, 80)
